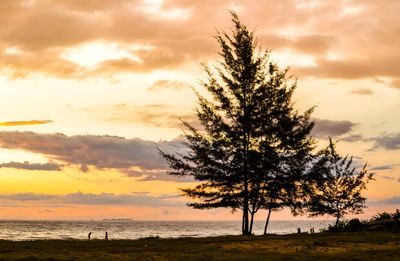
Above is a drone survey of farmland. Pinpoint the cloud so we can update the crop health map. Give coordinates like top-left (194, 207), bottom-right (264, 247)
top-left (311, 118), bottom-right (357, 139)
top-left (147, 80), bottom-right (190, 92)
top-left (0, 0), bottom-right (203, 77)
top-left (54, 0), bottom-right (133, 12)
top-left (340, 134), bottom-right (364, 142)
top-left (0, 0), bottom-right (399, 82)
top-left (390, 79), bottom-right (400, 89)
top-left (0, 161), bottom-right (63, 171)
top-left (123, 168), bottom-right (194, 182)
top-left (377, 174), bottom-right (400, 183)
top-left (369, 196), bottom-right (400, 206)
top-left (260, 34), bottom-right (334, 55)
top-left (0, 131), bottom-right (187, 181)
top-left (0, 193), bottom-right (55, 201)
top-left (294, 56), bottom-right (400, 79)
top-left (371, 164), bottom-right (398, 171)
top-left (92, 48), bottom-right (187, 74)
top-left (0, 192), bottom-right (183, 206)
top-left (370, 133), bottom-right (400, 151)
top-left (350, 88), bottom-right (373, 95)
top-left (380, 196), bottom-right (400, 205)
top-left (107, 104), bottom-right (201, 129)
top-left (0, 51), bottom-right (86, 79)
top-left (291, 35), bottom-right (334, 55)
top-left (62, 192), bottom-right (182, 206)
top-left (0, 120), bottom-right (52, 126)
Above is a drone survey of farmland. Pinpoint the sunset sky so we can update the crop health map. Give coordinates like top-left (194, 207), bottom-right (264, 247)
top-left (0, 0), bottom-right (399, 220)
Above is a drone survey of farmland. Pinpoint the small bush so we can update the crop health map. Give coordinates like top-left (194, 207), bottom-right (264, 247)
top-left (392, 209), bottom-right (400, 221)
top-left (322, 210), bottom-right (400, 233)
top-left (322, 218), bottom-right (364, 232)
top-left (347, 218), bottom-right (363, 232)
top-left (371, 209), bottom-right (400, 222)
top-left (372, 212), bottom-right (392, 221)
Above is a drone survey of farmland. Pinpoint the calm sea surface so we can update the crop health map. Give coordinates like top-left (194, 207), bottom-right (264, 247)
top-left (0, 220), bottom-right (333, 241)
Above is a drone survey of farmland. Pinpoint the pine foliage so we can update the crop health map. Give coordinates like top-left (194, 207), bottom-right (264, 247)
top-left (307, 139), bottom-right (374, 227)
top-left (160, 12), bottom-right (315, 235)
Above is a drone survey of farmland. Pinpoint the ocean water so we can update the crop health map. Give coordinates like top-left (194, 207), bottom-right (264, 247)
top-left (0, 220), bottom-right (333, 241)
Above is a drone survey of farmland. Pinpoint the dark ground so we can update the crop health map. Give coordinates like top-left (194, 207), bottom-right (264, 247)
top-left (0, 232), bottom-right (399, 260)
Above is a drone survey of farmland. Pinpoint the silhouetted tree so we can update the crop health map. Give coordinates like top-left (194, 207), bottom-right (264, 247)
top-left (254, 79), bottom-right (315, 234)
top-left (307, 139), bottom-right (374, 228)
top-left (161, 12), bottom-right (314, 235)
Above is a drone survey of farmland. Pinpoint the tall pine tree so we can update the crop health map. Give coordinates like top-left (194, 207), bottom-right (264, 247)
top-left (160, 12), bottom-right (314, 235)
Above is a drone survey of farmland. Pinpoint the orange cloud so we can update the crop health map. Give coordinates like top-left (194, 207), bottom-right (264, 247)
top-left (390, 79), bottom-right (400, 89)
top-left (107, 104), bottom-right (200, 129)
top-left (147, 80), bottom-right (190, 92)
top-left (260, 34), bottom-right (334, 55)
top-left (293, 56), bottom-right (400, 79)
top-left (350, 88), bottom-right (373, 95)
top-left (0, 120), bottom-right (52, 126)
top-left (0, 0), bottom-right (399, 85)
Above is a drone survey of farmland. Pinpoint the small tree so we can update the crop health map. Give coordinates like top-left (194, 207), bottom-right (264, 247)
top-left (307, 139), bottom-right (374, 228)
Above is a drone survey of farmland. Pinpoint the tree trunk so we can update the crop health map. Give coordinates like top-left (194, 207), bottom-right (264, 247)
top-left (263, 205), bottom-right (272, 235)
top-left (242, 215), bottom-right (244, 234)
top-left (242, 130), bottom-right (250, 235)
top-left (242, 210), bottom-right (249, 235)
top-left (241, 173), bottom-right (250, 235)
top-left (335, 214), bottom-right (340, 229)
top-left (242, 194), bottom-right (249, 235)
top-left (249, 211), bottom-right (255, 235)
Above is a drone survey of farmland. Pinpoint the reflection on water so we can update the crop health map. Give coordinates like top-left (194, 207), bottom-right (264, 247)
top-left (0, 220), bottom-right (333, 241)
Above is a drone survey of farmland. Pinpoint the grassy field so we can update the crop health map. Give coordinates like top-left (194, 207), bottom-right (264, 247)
top-left (0, 232), bottom-right (399, 260)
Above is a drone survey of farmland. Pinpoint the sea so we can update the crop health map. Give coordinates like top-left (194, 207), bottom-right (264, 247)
top-left (0, 220), bottom-right (333, 241)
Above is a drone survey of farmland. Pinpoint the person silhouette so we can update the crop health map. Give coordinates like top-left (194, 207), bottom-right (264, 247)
top-left (105, 231), bottom-right (108, 240)
top-left (88, 232), bottom-right (92, 240)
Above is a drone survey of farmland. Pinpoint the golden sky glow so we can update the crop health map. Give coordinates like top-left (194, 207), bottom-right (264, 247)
top-left (0, 0), bottom-right (399, 220)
